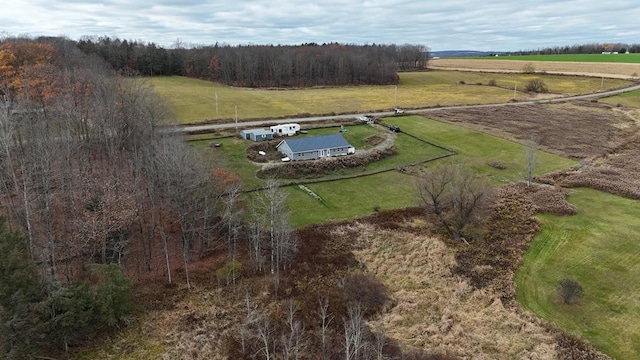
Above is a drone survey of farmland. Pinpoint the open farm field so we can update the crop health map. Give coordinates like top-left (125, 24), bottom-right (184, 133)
top-left (430, 58), bottom-right (640, 79)
top-left (481, 54), bottom-right (640, 63)
top-left (426, 102), bottom-right (636, 159)
top-left (516, 188), bottom-right (640, 359)
top-left (150, 72), bottom-right (633, 123)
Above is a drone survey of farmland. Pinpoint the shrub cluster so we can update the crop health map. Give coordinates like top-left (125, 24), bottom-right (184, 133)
top-left (557, 278), bottom-right (583, 305)
top-left (525, 78), bottom-right (549, 93)
top-left (257, 146), bottom-right (398, 179)
top-left (246, 140), bottom-right (283, 163)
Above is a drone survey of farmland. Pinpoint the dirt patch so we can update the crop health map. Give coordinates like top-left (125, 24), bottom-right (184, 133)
top-left (430, 58), bottom-right (640, 79)
top-left (428, 102), bottom-right (635, 159)
top-left (365, 134), bottom-right (386, 146)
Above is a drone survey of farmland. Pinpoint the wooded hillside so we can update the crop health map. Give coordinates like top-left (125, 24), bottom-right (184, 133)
top-left (0, 37), bottom-right (295, 358)
top-left (76, 37), bottom-right (429, 87)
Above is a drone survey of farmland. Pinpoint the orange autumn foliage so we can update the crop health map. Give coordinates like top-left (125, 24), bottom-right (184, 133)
top-left (212, 167), bottom-right (241, 186)
top-left (0, 41), bottom-right (60, 104)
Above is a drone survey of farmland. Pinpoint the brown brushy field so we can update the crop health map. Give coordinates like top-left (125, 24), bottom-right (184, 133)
top-left (427, 100), bottom-right (640, 199)
top-left (76, 186), bottom-right (608, 359)
top-left (427, 101), bottom-right (636, 159)
top-left (430, 58), bottom-right (640, 79)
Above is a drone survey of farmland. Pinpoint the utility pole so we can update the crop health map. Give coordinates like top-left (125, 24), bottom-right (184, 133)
top-left (394, 85), bottom-right (398, 106)
top-left (235, 105), bottom-right (238, 133)
top-left (215, 92), bottom-right (219, 118)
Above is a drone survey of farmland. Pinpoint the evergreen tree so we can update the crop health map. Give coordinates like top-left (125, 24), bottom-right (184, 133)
top-left (0, 218), bottom-right (45, 359)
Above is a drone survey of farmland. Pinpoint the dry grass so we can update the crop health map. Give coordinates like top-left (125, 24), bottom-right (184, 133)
top-left (338, 222), bottom-right (557, 359)
top-left (150, 73), bottom-right (634, 123)
top-left (426, 102), bottom-right (636, 159)
top-left (538, 134), bottom-right (640, 199)
top-left (430, 59), bottom-right (640, 79)
top-left (73, 197), bottom-right (610, 359)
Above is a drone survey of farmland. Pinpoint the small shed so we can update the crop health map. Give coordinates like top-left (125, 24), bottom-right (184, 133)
top-left (276, 133), bottom-right (355, 161)
top-left (270, 123), bottom-right (301, 137)
top-left (240, 128), bottom-right (273, 142)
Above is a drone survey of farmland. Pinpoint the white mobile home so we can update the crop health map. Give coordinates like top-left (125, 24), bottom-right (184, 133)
top-left (270, 123), bottom-right (300, 136)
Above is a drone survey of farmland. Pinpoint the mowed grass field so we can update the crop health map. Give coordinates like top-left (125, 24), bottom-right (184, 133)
top-left (150, 72), bottom-right (633, 123)
top-left (600, 89), bottom-right (640, 108)
top-left (516, 188), bottom-right (640, 359)
top-left (265, 115), bottom-right (574, 226)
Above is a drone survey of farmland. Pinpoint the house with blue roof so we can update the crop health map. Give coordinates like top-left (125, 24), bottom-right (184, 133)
top-left (276, 133), bottom-right (355, 161)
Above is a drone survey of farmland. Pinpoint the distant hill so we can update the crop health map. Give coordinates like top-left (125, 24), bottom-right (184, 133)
top-left (431, 50), bottom-right (504, 58)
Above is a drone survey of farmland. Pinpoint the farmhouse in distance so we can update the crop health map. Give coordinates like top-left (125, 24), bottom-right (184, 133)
top-left (276, 133), bottom-right (355, 161)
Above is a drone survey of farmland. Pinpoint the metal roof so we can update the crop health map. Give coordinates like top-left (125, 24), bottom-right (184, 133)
top-left (242, 128), bottom-right (272, 135)
top-left (280, 133), bottom-right (351, 153)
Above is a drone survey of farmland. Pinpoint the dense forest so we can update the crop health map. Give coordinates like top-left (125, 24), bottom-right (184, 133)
top-left (76, 36), bottom-right (429, 87)
top-left (510, 42), bottom-right (640, 55)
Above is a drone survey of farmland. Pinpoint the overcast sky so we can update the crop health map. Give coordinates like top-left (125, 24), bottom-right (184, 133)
top-left (2, 0), bottom-right (639, 51)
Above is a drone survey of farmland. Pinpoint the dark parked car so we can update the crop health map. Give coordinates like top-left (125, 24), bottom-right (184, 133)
top-left (389, 125), bottom-right (401, 133)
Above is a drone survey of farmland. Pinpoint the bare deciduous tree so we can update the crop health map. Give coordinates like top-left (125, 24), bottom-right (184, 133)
top-left (524, 138), bottom-right (538, 187)
top-left (344, 302), bottom-right (364, 360)
top-left (282, 299), bottom-right (306, 359)
top-left (417, 162), bottom-right (487, 242)
top-left (222, 180), bottom-right (244, 261)
top-left (254, 179), bottom-right (297, 279)
top-left (318, 297), bottom-right (334, 360)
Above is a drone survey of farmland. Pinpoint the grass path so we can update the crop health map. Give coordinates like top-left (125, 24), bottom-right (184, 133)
top-left (516, 188), bottom-right (640, 359)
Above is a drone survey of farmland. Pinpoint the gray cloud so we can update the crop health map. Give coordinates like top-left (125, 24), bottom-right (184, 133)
top-left (3, 0), bottom-right (640, 50)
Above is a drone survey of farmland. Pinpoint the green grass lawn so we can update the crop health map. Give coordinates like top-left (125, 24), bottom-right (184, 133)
top-left (275, 116), bottom-right (575, 226)
top-left (150, 73), bottom-right (633, 123)
top-left (470, 53), bottom-right (640, 63)
top-left (516, 188), bottom-right (640, 359)
top-left (599, 89), bottom-right (640, 108)
top-left (285, 171), bottom-right (419, 227)
top-left (385, 116), bottom-right (576, 184)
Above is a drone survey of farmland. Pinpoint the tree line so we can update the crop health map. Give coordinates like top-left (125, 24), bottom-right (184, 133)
top-left (0, 36), bottom-right (298, 358)
top-left (509, 42), bottom-right (640, 55)
top-left (76, 36), bottom-right (429, 87)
